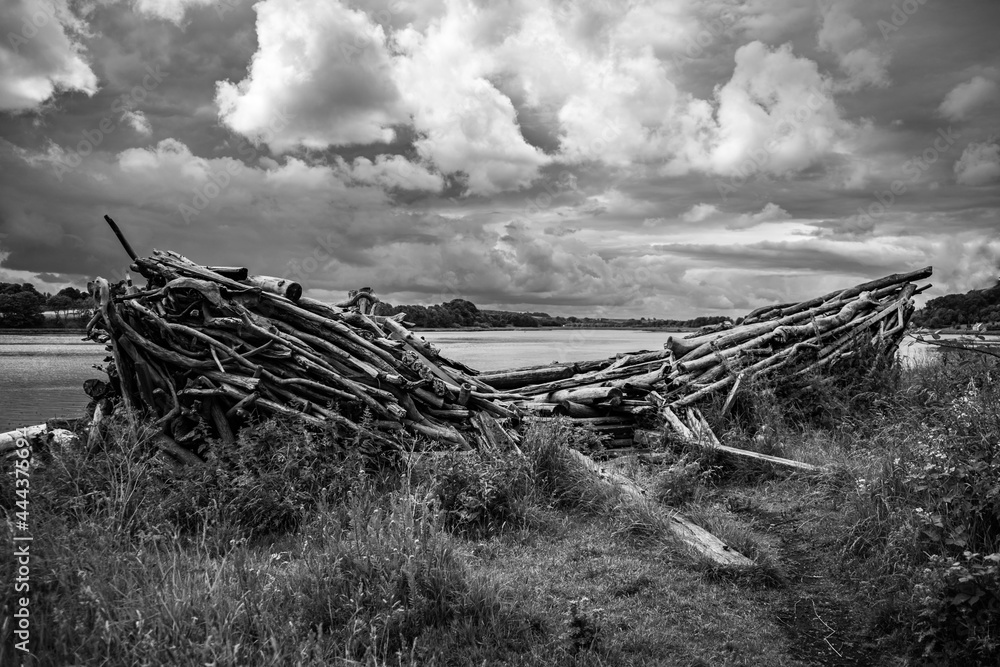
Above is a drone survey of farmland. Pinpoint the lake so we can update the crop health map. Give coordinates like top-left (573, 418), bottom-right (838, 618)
top-left (0, 328), bottom-right (949, 432)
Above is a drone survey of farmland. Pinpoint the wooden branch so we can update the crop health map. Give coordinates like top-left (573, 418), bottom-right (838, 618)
top-left (568, 449), bottom-right (752, 567)
top-left (103, 214), bottom-right (139, 261)
top-left (663, 407), bottom-right (821, 473)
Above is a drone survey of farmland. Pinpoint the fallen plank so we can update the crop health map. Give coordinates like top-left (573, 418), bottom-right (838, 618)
top-left (568, 449), bottom-right (753, 567)
top-left (662, 407), bottom-right (821, 473)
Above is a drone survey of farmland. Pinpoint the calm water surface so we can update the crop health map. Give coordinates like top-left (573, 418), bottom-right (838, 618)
top-left (0, 328), bottom-right (953, 431)
top-left (0, 333), bottom-right (107, 431)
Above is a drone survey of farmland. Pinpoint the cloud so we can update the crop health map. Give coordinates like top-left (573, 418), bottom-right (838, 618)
top-left (688, 41), bottom-right (857, 177)
top-left (727, 202), bottom-right (790, 229)
top-left (938, 75), bottom-right (999, 121)
top-left (122, 109), bottom-right (152, 136)
top-left (215, 0), bottom-right (407, 151)
top-left (132, 0), bottom-right (216, 24)
top-left (0, 0), bottom-right (99, 111)
top-left (340, 155), bottom-right (443, 192)
top-left (681, 203), bottom-right (721, 223)
top-left (954, 141), bottom-right (1000, 186)
top-left (816, 1), bottom-right (889, 91)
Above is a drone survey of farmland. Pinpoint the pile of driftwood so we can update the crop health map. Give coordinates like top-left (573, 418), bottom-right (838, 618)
top-left (85, 248), bottom-right (523, 462)
top-left (81, 239), bottom-right (930, 464)
top-left (479, 266), bottom-right (931, 452)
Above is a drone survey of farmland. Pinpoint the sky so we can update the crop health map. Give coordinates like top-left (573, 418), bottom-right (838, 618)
top-left (0, 0), bottom-right (998, 319)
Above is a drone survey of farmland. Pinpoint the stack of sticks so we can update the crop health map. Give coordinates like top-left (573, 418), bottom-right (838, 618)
top-left (84, 212), bottom-right (930, 462)
top-left (478, 266), bottom-right (932, 448)
top-left (87, 249), bottom-right (521, 462)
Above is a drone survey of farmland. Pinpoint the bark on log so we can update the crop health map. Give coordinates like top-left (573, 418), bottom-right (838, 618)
top-left (568, 449), bottom-right (753, 567)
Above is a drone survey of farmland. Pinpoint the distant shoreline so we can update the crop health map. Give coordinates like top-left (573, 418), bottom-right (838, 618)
top-left (411, 326), bottom-right (697, 333)
top-left (0, 328), bottom-right (89, 335)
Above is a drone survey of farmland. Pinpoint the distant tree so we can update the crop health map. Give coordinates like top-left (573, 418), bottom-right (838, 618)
top-left (0, 283), bottom-right (46, 328)
top-left (45, 286), bottom-right (95, 324)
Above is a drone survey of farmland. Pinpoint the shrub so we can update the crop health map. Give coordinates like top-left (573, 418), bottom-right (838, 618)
top-left (842, 351), bottom-right (1000, 664)
top-left (911, 552), bottom-right (1000, 664)
top-left (161, 416), bottom-right (370, 539)
top-left (427, 449), bottom-right (535, 537)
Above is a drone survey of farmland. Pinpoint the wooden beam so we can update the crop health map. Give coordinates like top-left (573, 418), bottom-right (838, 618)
top-left (662, 407), bottom-right (821, 473)
top-left (569, 449), bottom-right (753, 567)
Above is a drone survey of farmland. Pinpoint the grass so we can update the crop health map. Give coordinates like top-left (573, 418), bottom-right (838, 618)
top-left (3, 345), bottom-right (999, 665)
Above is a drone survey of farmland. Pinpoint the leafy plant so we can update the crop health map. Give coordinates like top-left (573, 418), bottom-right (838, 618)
top-left (427, 449), bottom-right (535, 537)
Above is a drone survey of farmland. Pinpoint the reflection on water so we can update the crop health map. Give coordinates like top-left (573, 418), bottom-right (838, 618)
top-left (0, 333), bottom-right (107, 431)
top-left (0, 328), bottom-right (965, 432)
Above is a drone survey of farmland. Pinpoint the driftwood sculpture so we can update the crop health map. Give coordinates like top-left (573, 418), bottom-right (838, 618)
top-left (74, 230), bottom-right (930, 465)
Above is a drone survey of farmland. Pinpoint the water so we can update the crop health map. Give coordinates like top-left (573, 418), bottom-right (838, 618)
top-left (0, 333), bottom-right (108, 431)
top-left (0, 328), bottom-right (967, 432)
top-left (418, 329), bottom-right (678, 371)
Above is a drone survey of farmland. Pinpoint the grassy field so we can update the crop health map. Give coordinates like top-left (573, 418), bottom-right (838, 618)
top-left (2, 347), bottom-right (998, 666)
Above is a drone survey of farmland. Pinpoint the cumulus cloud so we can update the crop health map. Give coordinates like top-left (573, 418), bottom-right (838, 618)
top-left (216, 0), bottom-right (407, 151)
top-left (727, 202), bottom-right (790, 229)
top-left (393, 7), bottom-right (550, 195)
top-left (938, 75), bottom-right (999, 121)
top-left (816, 1), bottom-right (889, 91)
top-left (691, 41), bottom-right (856, 177)
top-left (0, 0), bottom-right (99, 111)
top-left (954, 141), bottom-right (1000, 186)
top-left (210, 1), bottom-right (869, 195)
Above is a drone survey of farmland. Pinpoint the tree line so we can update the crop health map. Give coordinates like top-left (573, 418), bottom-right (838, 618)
top-left (0, 283), bottom-right (95, 328)
top-left (910, 280), bottom-right (1000, 330)
top-left (374, 298), bottom-right (731, 329)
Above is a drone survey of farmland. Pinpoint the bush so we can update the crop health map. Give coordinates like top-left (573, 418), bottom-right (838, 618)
top-left (842, 351), bottom-right (1000, 664)
top-left (911, 552), bottom-right (1000, 664)
top-left (427, 449), bottom-right (535, 537)
top-left (161, 417), bottom-right (370, 539)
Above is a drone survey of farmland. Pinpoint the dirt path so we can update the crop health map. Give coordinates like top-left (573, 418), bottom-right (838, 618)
top-left (730, 499), bottom-right (883, 667)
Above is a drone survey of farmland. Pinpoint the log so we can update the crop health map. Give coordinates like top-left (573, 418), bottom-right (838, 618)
top-left (0, 425), bottom-right (48, 453)
top-left (478, 364), bottom-right (579, 390)
top-left (533, 386), bottom-right (623, 405)
top-left (243, 276), bottom-right (303, 302)
top-left (568, 449), bottom-right (752, 567)
top-left (663, 407), bottom-right (821, 473)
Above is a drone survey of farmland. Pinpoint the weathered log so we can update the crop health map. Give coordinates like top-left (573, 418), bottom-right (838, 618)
top-left (568, 450), bottom-right (753, 567)
top-left (477, 364), bottom-right (579, 390)
top-left (662, 407), bottom-right (821, 473)
top-left (533, 386), bottom-right (623, 405)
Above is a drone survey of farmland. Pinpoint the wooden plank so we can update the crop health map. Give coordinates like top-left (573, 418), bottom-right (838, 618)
top-left (663, 407), bottom-right (821, 473)
top-left (569, 450), bottom-right (753, 567)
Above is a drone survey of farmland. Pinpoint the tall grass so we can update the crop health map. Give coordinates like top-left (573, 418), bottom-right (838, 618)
top-left (702, 344), bottom-right (1000, 664)
top-left (0, 416), bottom-right (539, 666)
